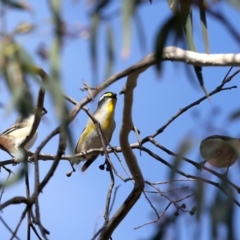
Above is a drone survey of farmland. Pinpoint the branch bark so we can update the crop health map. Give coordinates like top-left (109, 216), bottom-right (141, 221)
top-left (98, 69), bottom-right (146, 239)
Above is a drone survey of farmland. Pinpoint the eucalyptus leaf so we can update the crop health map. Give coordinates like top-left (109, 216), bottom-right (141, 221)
top-left (134, 11), bottom-right (147, 55)
top-left (166, 0), bottom-right (178, 13)
top-left (228, 109), bottom-right (240, 121)
top-left (122, 0), bottom-right (135, 58)
top-left (105, 24), bottom-right (114, 78)
top-left (90, 13), bottom-right (100, 75)
top-left (0, 36), bottom-right (34, 116)
top-left (169, 138), bottom-right (192, 181)
top-left (155, 13), bottom-right (183, 72)
top-left (1, 0), bottom-right (30, 10)
top-left (199, 1), bottom-right (209, 53)
top-left (227, 0), bottom-right (240, 10)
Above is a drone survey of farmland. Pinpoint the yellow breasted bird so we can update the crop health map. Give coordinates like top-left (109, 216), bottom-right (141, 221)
top-left (74, 92), bottom-right (117, 171)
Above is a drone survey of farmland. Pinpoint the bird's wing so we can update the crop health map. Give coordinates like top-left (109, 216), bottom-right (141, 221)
top-left (1, 122), bottom-right (28, 136)
top-left (74, 127), bottom-right (85, 154)
top-left (81, 154), bottom-right (99, 172)
top-left (81, 120), bottom-right (115, 171)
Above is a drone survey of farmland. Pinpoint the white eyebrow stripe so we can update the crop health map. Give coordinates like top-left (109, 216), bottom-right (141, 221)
top-left (99, 94), bottom-right (106, 101)
top-left (99, 93), bottom-right (112, 101)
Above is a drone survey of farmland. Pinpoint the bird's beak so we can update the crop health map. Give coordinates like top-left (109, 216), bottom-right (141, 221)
top-left (113, 93), bottom-right (117, 100)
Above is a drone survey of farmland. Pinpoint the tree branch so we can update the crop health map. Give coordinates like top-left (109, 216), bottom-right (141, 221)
top-left (98, 68), bottom-right (146, 239)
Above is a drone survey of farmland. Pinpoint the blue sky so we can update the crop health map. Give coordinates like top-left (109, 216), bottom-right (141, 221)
top-left (1, 1), bottom-right (240, 240)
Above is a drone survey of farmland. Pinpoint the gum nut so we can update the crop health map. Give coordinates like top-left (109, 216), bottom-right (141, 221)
top-left (200, 137), bottom-right (239, 168)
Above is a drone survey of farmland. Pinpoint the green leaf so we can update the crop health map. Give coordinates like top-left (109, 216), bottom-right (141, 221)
top-left (179, 1), bottom-right (196, 52)
top-left (90, 13), bottom-right (100, 74)
top-left (228, 109), bottom-right (240, 121)
top-left (0, 154), bottom-right (28, 188)
top-left (166, 0), bottom-right (178, 13)
top-left (184, 11), bottom-right (196, 52)
top-left (199, 1), bottom-right (209, 53)
top-left (105, 24), bottom-right (114, 78)
top-left (227, 0), bottom-right (240, 10)
top-left (1, 0), bottom-right (30, 10)
top-left (0, 36), bottom-right (34, 116)
top-left (210, 184), bottom-right (235, 239)
top-left (194, 178), bottom-right (203, 220)
top-left (155, 13), bottom-right (183, 72)
top-left (122, 0), bottom-right (135, 58)
top-left (169, 138), bottom-right (192, 181)
top-left (50, 0), bottom-right (61, 15)
top-left (14, 22), bottom-right (35, 34)
top-left (134, 11), bottom-right (147, 55)
top-left (93, 0), bottom-right (111, 13)
top-left (49, 40), bottom-right (74, 152)
top-left (49, 39), bottom-right (64, 118)
top-left (194, 66), bottom-right (209, 99)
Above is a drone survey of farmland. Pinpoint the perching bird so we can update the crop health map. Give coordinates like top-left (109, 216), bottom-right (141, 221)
top-left (0, 108), bottom-right (47, 156)
top-left (200, 135), bottom-right (240, 168)
top-left (74, 92), bottom-right (117, 172)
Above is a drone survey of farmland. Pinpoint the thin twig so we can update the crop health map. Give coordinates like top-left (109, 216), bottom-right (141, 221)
top-left (109, 186), bottom-right (121, 214)
top-left (0, 167), bottom-right (12, 204)
top-left (143, 191), bottom-right (159, 218)
top-left (10, 207), bottom-right (28, 240)
top-left (149, 138), bottom-right (240, 193)
top-left (141, 83), bottom-right (238, 144)
top-left (134, 202), bottom-right (172, 230)
top-left (141, 146), bottom-right (240, 207)
top-left (25, 167), bottom-right (31, 240)
top-left (132, 125), bottom-right (142, 156)
top-left (0, 216), bottom-right (21, 240)
top-left (30, 223), bottom-right (42, 240)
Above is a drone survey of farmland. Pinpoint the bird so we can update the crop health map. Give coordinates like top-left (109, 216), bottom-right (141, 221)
top-left (74, 92), bottom-right (117, 172)
top-left (200, 135), bottom-right (240, 168)
top-left (0, 108), bottom-right (47, 157)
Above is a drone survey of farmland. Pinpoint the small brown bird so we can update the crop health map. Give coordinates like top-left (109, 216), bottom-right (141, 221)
top-left (200, 135), bottom-right (240, 168)
top-left (0, 108), bottom-right (47, 156)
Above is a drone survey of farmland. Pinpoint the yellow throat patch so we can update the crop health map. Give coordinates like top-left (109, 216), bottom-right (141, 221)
top-left (103, 99), bottom-right (116, 129)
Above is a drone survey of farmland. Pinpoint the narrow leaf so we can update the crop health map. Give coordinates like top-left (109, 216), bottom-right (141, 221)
top-left (105, 24), bottom-right (114, 78)
top-left (155, 14), bottom-right (183, 72)
top-left (228, 109), bottom-right (240, 121)
top-left (50, 0), bottom-right (61, 15)
top-left (166, 0), bottom-right (178, 13)
top-left (184, 11), bottom-right (196, 52)
top-left (14, 22), bottom-right (35, 34)
top-left (1, 0), bottom-right (31, 10)
top-left (90, 13), bottom-right (100, 76)
top-left (169, 138), bottom-right (192, 181)
top-left (199, 1), bottom-right (209, 53)
top-left (194, 66), bottom-right (210, 100)
top-left (121, 0), bottom-right (135, 58)
top-left (227, 0), bottom-right (240, 10)
top-left (93, 0), bottom-right (111, 13)
top-left (134, 11), bottom-right (147, 54)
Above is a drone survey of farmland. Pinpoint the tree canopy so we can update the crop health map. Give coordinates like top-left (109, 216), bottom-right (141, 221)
top-left (1, 1), bottom-right (240, 240)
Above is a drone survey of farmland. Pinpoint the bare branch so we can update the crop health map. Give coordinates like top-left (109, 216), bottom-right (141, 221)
top-left (141, 146), bottom-right (240, 207)
top-left (99, 68), bottom-right (146, 239)
top-left (0, 196), bottom-right (29, 211)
